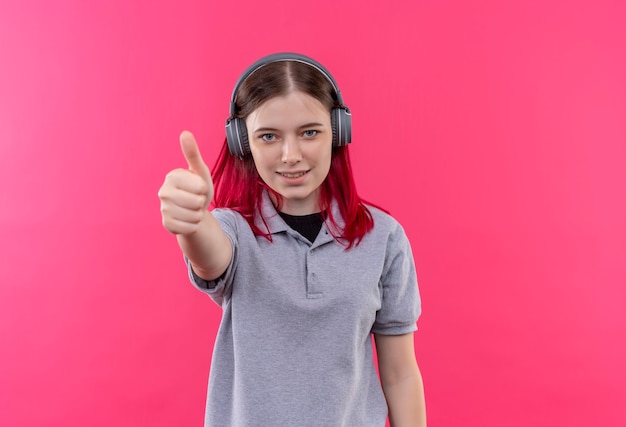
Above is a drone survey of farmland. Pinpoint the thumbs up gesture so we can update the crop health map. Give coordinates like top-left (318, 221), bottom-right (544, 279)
top-left (158, 131), bottom-right (214, 235)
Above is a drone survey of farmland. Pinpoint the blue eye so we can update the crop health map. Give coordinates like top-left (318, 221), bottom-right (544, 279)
top-left (261, 134), bottom-right (276, 142)
top-left (303, 130), bottom-right (318, 138)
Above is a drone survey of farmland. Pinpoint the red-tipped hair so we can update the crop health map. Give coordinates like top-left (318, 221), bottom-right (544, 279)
top-left (211, 138), bottom-right (374, 249)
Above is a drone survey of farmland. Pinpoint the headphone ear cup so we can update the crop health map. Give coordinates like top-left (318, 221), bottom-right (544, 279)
top-left (225, 117), bottom-right (250, 158)
top-left (331, 107), bottom-right (352, 147)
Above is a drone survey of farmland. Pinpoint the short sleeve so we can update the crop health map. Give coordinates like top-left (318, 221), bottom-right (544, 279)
top-left (185, 208), bottom-right (239, 307)
top-left (371, 223), bottom-right (421, 335)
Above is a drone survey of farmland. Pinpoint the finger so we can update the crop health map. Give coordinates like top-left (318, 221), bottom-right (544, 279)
top-left (163, 168), bottom-right (209, 195)
top-left (163, 203), bottom-right (205, 225)
top-left (166, 190), bottom-right (207, 211)
top-left (180, 130), bottom-right (210, 179)
top-left (162, 216), bottom-right (202, 235)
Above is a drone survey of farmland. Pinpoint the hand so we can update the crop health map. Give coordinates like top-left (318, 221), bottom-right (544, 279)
top-left (158, 131), bottom-right (214, 235)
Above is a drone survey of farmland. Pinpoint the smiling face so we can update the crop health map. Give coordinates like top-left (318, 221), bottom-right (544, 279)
top-left (245, 90), bottom-right (333, 215)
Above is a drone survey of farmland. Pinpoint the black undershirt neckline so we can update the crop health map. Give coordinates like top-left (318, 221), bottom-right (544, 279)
top-left (278, 211), bottom-right (325, 243)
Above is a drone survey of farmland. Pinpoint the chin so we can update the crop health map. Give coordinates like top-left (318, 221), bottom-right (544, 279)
top-left (280, 191), bottom-right (314, 201)
top-left (276, 188), bottom-right (318, 204)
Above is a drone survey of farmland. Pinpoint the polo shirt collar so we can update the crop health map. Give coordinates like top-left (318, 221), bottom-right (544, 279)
top-left (254, 190), bottom-right (346, 244)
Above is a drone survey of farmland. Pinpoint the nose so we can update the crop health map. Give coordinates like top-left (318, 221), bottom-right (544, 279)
top-left (281, 135), bottom-right (302, 164)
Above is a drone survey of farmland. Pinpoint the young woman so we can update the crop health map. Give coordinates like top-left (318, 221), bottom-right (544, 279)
top-left (158, 53), bottom-right (426, 426)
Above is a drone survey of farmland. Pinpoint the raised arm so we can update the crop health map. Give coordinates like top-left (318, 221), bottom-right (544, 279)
top-left (375, 333), bottom-right (427, 427)
top-left (158, 131), bottom-right (232, 280)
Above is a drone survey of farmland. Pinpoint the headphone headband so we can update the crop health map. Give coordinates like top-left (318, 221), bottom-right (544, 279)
top-left (229, 52), bottom-right (346, 116)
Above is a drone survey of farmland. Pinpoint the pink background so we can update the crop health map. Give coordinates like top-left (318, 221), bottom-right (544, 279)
top-left (1, 0), bottom-right (625, 426)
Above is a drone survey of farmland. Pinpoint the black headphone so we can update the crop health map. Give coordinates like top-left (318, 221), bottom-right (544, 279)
top-left (225, 52), bottom-right (352, 158)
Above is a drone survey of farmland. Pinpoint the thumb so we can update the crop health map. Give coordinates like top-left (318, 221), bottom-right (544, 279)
top-left (180, 130), bottom-right (210, 179)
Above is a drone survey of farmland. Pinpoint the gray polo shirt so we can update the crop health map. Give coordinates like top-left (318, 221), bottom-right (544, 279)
top-left (187, 191), bottom-right (421, 427)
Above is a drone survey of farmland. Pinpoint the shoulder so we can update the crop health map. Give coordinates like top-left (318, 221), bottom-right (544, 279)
top-left (210, 207), bottom-right (248, 233)
top-left (355, 204), bottom-right (412, 254)
top-left (365, 204), bottom-right (405, 236)
top-left (211, 207), bottom-right (239, 219)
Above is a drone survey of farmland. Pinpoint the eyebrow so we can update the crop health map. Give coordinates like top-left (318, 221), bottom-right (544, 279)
top-left (253, 123), bottom-right (325, 133)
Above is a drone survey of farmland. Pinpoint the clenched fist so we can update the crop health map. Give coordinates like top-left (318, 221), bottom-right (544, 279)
top-left (158, 131), bottom-right (214, 235)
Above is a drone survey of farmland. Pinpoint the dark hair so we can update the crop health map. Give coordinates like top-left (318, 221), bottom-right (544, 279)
top-left (235, 61), bottom-right (337, 118)
top-left (212, 60), bottom-right (374, 248)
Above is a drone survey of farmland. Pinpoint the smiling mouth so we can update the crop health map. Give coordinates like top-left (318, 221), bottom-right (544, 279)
top-left (279, 171), bottom-right (308, 178)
